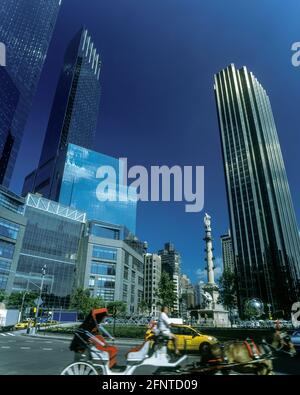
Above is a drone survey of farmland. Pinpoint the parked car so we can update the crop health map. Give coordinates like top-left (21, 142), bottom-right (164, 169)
top-left (291, 330), bottom-right (300, 354)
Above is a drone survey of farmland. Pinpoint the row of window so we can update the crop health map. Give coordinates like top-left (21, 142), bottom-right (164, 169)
top-left (90, 261), bottom-right (116, 276)
top-left (0, 218), bottom-right (20, 240)
top-left (92, 246), bottom-right (117, 261)
top-left (0, 240), bottom-right (15, 260)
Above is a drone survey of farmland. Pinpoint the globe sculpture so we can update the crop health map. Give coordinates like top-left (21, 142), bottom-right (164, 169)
top-left (244, 298), bottom-right (264, 318)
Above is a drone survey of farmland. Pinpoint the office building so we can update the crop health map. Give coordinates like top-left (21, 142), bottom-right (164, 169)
top-left (11, 193), bottom-right (86, 309)
top-left (23, 28), bottom-right (101, 200)
top-left (77, 220), bottom-right (144, 314)
top-left (158, 242), bottom-right (181, 314)
top-left (194, 281), bottom-right (205, 308)
top-left (0, 0), bottom-right (61, 186)
top-left (220, 231), bottom-right (234, 272)
top-left (180, 274), bottom-right (195, 318)
top-left (144, 253), bottom-right (162, 317)
top-left (214, 64), bottom-right (300, 315)
top-left (0, 186), bottom-right (26, 291)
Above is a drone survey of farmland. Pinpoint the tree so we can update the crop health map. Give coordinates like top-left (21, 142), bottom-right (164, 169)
top-left (106, 301), bottom-right (127, 317)
top-left (70, 288), bottom-right (104, 318)
top-left (0, 290), bottom-right (6, 303)
top-left (218, 269), bottom-right (237, 324)
top-left (138, 299), bottom-right (150, 316)
top-left (6, 291), bottom-right (37, 309)
top-left (156, 272), bottom-right (177, 311)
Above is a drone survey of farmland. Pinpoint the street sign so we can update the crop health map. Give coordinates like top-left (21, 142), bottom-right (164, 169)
top-left (34, 297), bottom-right (43, 307)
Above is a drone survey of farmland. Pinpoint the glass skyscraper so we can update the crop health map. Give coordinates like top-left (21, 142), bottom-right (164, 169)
top-left (0, 69), bottom-right (19, 185)
top-left (214, 64), bottom-right (300, 316)
top-left (23, 28), bottom-right (101, 200)
top-left (58, 144), bottom-right (137, 234)
top-left (0, 0), bottom-right (61, 187)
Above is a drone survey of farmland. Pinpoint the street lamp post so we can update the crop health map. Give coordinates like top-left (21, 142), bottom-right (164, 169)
top-left (32, 265), bottom-right (46, 335)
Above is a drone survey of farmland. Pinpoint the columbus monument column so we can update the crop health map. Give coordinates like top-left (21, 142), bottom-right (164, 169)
top-left (199, 213), bottom-right (229, 327)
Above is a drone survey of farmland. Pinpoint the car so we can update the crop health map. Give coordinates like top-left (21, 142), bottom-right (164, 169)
top-left (291, 330), bottom-right (300, 354)
top-left (145, 323), bottom-right (218, 353)
top-left (14, 321), bottom-right (32, 329)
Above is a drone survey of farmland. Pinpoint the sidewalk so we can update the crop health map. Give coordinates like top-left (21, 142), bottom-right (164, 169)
top-left (22, 332), bottom-right (144, 345)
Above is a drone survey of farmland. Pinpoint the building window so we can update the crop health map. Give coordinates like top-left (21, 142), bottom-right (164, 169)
top-left (97, 277), bottom-right (115, 288)
top-left (138, 276), bottom-right (143, 286)
top-left (89, 277), bottom-right (95, 287)
top-left (124, 266), bottom-right (129, 280)
top-left (0, 240), bottom-right (15, 259)
top-left (90, 261), bottom-right (116, 276)
top-left (92, 246), bottom-right (117, 261)
top-left (0, 260), bottom-right (11, 290)
top-left (0, 218), bottom-right (20, 240)
top-left (90, 224), bottom-right (120, 240)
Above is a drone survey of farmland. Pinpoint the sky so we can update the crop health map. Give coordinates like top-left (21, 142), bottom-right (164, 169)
top-left (10, 0), bottom-right (300, 284)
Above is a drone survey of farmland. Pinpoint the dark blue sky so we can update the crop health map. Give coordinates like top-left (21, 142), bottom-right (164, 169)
top-left (11, 0), bottom-right (300, 283)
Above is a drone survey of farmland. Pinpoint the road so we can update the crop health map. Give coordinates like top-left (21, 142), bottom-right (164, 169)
top-left (0, 332), bottom-right (299, 375)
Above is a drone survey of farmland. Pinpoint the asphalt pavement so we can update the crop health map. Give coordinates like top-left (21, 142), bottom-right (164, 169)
top-left (0, 332), bottom-right (299, 375)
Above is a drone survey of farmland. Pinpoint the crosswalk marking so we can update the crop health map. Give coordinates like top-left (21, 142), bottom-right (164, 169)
top-left (20, 347), bottom-right (30, 349)
top-left (42, 348), bottom-right (53, 351)
top-left (0, 333), bottom-right (15, 337)
top-left (1, 346), bottom-right (10, 349)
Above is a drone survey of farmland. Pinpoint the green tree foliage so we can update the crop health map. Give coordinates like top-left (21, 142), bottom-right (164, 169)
top-left (218, 269), bottom-right (237, 310)
top-left (0, 290), bottom-right (6, 303)
top-left (156, 271), bottom-right (177, 310)
top-left (70, 288), bottom-right (104, 318)
top-left (138, 299), bottom-right (150, 315)
top-left (6, 291), bottom-right (38, 309)
top-left (106, 301), bottom-right (127, 317)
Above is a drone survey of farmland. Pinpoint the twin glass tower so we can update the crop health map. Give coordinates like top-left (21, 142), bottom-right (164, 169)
top-left (215, 64), bottom-right (300, 316)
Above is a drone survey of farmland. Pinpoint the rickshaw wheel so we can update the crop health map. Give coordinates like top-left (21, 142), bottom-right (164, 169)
top-left (61, 362), bottom-right (99, 375)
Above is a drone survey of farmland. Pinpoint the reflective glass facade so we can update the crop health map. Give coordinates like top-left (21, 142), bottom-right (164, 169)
top-left (0, 185), bottom-right (26, 291)
top-left (214, 64), bottom-right (300, 316)
top-left (0, 69), bottom-right (19, 185)
top-left (0, 0), bottom-right (61, 186)
top-left (59, 144), bottom-right (137, 233)
top-left (13, 194), bottom-right (85, 309)
top-left (23, 28), bottom-right (101, 200)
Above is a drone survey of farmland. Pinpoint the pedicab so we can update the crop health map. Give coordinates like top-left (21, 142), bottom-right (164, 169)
top-left (60, 308), bottom-right (187, 375)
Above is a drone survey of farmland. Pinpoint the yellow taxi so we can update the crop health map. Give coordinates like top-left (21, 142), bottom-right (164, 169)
top-left (145, 323), bottom-right (218, 353)
top-left (14, 321), bottom-right (31, 329)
